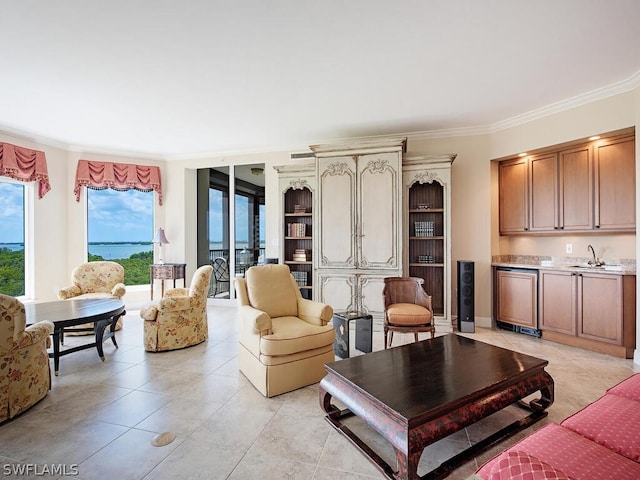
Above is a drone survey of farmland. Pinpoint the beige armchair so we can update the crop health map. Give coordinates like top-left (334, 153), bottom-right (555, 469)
top-left (0, 294), bottom-right (54, 423)
top-left (235, 264), bottom-right (335, 397)
top-left (57, 261), bottom-right (126, 334)
top-left (141, 265), bottom-right (213, 352)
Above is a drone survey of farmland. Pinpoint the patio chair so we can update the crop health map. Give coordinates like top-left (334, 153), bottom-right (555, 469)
top-left (210, 257), bottom-right (230, 297)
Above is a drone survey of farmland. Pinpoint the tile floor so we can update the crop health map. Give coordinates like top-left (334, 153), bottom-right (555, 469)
top-left (1, 303), bottom-right (639, 479)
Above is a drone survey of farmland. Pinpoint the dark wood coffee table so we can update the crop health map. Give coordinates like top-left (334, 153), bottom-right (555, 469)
top-left (319, 334), bottom-right (554, 480)
top-left (25, 298), bottom-right (126, 375)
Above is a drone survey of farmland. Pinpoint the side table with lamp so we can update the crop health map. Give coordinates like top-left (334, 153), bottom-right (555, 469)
top-left (150, 228), bottom-right (186, 299)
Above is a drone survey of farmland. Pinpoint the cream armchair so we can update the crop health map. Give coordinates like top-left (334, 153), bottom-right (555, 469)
top-left (57, 261), bottom-right (126, 334)
top-left (235, 264), bottom-right (335, 397)
top-left (141, 265), bottom-right (213, 352)
top-left (1, 294), bottom-right (54, 423)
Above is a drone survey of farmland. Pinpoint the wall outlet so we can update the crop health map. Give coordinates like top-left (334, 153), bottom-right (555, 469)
top-left (565, 243), bottom-right (573, 254)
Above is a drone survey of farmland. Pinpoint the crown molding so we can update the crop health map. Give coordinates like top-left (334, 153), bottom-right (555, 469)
top-left (406, 69), bottom-right (640, 142)
top-left (488, 70), bottom-right (640, 134)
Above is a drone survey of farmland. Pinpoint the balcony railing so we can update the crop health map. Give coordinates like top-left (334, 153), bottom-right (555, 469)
top-left (208, 247), bottom-right (265, 298)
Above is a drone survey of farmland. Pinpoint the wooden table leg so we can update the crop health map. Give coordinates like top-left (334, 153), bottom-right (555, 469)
top-left (395, 448), bottom-right (421, 480)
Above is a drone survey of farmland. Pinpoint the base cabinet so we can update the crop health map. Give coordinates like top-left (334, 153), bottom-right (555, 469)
top-left (539, 270), bottom-right (636, 358)
top-left (539, 271), bottom-right (576, 335)
top-left (495, 268), bottom-right (538, 329)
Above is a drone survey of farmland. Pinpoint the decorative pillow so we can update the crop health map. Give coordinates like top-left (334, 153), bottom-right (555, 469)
top-left (487, 451), bottom-right (572, 480)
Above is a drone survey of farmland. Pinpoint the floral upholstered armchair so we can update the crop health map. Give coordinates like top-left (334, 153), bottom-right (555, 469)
top-left (141, 265), bottom-right (213, 352)
top-left (0, 294), bottom-right (54, 423)
top-left (57, 261), bottom-right (126, 334)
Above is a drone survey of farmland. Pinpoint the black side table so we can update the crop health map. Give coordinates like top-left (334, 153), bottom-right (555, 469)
top-left (332, 311), bottom-right (373, 359)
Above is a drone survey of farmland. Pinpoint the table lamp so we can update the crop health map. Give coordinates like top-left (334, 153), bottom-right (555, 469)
top-left (152, 228), bottom-right (169, 264)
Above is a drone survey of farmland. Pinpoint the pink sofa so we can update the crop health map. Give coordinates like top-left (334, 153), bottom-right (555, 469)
top-left (475, 373), bottom-right (640, 479)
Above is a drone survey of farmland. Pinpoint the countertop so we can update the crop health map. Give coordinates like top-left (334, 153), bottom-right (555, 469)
top-left (492, 261), bottom-right (636, 276)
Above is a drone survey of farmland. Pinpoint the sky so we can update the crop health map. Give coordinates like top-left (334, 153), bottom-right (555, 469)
top-left (0, 181), bottom-right (24, 243)
top-left (87, 188), bottom-right (154, 243)
top-left (1, 180), bottom-right (263, 245)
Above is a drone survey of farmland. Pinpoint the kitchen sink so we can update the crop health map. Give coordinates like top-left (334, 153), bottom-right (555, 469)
top-left (562, 264), bottom-right (625, 271)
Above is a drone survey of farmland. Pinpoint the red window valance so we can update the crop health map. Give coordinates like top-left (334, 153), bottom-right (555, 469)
top-left (74, 160), bottom-right (163, 205)
top-left (0, 142), bottom-right (51, 198)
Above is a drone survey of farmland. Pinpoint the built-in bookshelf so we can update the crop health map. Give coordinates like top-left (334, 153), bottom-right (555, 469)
top-left (408, 181), bottom-right (445, 314)
top-left (284, 187), bottom-right (313, 299)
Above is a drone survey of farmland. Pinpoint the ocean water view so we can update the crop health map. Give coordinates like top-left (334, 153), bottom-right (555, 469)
top-left (90, 243), bottom-right (153, 259)
top-left (0, 243), bottom-right (25, 251)
top-left (0, 242), bottom-right (153, 260)
top-left (0, 242), bottom-right (257, 260)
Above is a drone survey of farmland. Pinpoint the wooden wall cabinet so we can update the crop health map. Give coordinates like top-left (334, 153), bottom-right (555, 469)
top-left (403, 155), bottom-right (455, 331)
top-left (558, 145), bottom-right (593, 231)
top-left (312, 138), bottom-right (405, 318)
top-left (539, 269), bottom-right (636, 358)
top-left (594, 136), bottom-right (636, 231)
top-left (499, 157), bottom-right (529, 233)
top-left (499, 131), bottom-right (635, 235)
top-left (528, 152), bottom-right (558, 232)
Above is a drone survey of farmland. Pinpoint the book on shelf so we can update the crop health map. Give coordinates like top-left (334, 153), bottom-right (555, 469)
top-left (291, 270), bottom-right (308, 286)
top-left (287, 223), bottom-right (307, 237)
top-left (293, 204), bottom-right (309, 214)
top-left (293, 248), bottom-right (311, 262)
top-left (292, 248), bottom-right (310, 262)
top-left (414, 221), bottom-right (435, 237)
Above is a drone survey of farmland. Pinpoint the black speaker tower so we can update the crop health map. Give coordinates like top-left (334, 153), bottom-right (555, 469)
top-left (457, 261), bottom-right (475, 333)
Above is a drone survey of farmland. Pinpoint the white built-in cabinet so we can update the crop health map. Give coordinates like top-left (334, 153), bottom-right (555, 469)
top-left (402, 155), bottom-right (455, 332)
top-left (310, 138), bottom-right (405, 318)
top-left (275, 140), bottom-right (455, 329)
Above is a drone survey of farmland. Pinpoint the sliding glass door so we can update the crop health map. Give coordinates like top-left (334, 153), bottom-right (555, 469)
top-left (198, 164), bottom-right (264, 299)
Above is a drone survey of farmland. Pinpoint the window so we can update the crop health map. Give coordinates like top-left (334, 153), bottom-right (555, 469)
top-left (0, 181), bottom-right (25, 296)
top-left (209, 186), bottom-right (227, 257)
top-left (87, 188), bottom-right (154, 285)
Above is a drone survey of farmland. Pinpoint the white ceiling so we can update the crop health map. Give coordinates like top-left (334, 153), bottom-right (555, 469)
top-left (2, 0), bottom-right (640, 160)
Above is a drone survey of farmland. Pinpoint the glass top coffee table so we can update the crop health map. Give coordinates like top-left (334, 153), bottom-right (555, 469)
top-left (319, 334), bottom-right (554, 480)
top-left (25, 298), bottom-right (126, 375)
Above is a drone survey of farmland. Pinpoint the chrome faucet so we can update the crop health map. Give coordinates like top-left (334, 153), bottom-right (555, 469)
top-left (587, 244), bottom-right (603, 266)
